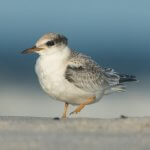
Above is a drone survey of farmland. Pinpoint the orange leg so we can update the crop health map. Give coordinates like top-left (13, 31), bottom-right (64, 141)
top-left (61, 102), bottom-right (69, 118)
top-left (70, 96), bottom-right (96, 115)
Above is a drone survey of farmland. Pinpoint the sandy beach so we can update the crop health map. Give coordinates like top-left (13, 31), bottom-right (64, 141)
top-left (0, 116), bottom-right (150, 150)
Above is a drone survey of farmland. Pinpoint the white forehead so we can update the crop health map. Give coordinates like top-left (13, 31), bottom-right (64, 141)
top-left (36, 33), bottom-right (58, 47)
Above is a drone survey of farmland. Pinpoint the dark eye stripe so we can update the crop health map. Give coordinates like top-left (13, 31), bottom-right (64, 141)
top-left (46, 41), bottom-right (55, 46)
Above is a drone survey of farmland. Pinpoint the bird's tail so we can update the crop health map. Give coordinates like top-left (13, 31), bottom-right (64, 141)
top-left (118, 74), bottom-right (137, 83)
top-left (103, 68), bottom-right (138, 95)
top-left (104, 84), bottom-right (126, 95)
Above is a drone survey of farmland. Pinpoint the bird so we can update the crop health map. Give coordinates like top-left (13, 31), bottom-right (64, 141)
top-left (21, 32), bottom-right (137, 118)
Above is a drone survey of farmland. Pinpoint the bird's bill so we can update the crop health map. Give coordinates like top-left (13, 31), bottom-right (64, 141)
top-left (21, 46), bottom-right (43, 54)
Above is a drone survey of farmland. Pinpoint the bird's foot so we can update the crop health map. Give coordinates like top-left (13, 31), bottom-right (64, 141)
top-left (61, 102), bottom-right (69, 119)
top-left (69, 96), bottom-right (96, 116)
top-left (61, 114), bottom-right (67, 119)
top-left (70, 104), bottom-right (85, 115)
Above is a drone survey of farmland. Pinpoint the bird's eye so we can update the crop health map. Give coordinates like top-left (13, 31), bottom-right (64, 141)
top-left (46, 41), bottom-right (55, 46)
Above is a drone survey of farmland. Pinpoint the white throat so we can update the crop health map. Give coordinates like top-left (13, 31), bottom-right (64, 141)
top-left (38, 46), bottom-right (70, 63)
top-left (35, 46), bottom-right (71, 77)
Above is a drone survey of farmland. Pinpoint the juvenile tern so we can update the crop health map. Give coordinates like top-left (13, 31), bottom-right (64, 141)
top-left (22, 33), bottom-right (137, 118)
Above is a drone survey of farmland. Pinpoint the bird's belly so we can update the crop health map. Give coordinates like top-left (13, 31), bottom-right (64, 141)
top-left (39, 74), bottom-right (104, 105)
top-left (38, 74), bottom-right (92, 104)
top-left (35, 61), bottom-right (104, 105)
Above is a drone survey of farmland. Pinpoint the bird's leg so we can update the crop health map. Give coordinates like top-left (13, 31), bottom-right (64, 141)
top-left (70, 96), bottom-right (96, 115)
top-left (61, 102), bottom-right (69, 119)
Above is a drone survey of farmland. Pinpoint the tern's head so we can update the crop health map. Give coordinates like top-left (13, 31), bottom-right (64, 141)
top-left (22, 33), bottom-right (68, 55)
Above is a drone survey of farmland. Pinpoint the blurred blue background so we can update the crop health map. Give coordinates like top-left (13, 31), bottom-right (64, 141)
top-left (0, 0), bottom-right (150, 118)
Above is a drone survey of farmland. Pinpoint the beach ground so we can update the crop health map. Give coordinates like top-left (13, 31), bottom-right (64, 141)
top-left (0, 116), bottom-right (150, 150)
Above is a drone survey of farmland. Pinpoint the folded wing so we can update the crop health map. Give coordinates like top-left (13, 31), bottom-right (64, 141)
top-left (65, 50), bottom-right (137, 94)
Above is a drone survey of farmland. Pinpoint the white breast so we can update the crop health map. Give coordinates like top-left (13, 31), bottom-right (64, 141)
top-left (35, 48), bottom-right (67, 96)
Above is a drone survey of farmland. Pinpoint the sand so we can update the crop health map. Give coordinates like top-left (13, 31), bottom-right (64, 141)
top-left (0, 116), bottom-right (150, 150)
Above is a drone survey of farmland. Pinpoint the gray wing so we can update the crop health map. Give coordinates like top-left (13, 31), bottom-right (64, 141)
top-left (65, 51), bottom-right (120, 92)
